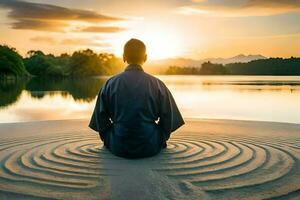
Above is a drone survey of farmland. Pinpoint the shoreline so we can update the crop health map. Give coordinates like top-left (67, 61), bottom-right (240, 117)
top-left (1, 118), bottom-right (300, 136)
top-left (1, 117), bottom-right (300, 126)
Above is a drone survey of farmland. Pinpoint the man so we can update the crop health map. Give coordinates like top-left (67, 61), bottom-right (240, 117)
top-left (89, 38), bottom-right (184, 158)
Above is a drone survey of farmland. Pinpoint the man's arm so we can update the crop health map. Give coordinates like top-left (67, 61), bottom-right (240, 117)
top-left (89, 83), bottom-right (112, 141)
top-left (158, 82), bottom-right (185, 141)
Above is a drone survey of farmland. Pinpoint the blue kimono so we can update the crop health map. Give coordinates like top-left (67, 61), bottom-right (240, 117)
top-left (89, 64), bottom-right (184, 158)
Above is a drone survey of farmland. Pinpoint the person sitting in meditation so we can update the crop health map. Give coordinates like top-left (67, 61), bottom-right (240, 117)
top-left (89, 38), bottom-right (184, 158)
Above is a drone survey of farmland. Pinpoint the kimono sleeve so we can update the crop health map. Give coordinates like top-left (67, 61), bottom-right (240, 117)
top-left (158, 82), bottom-right (185, 140)
top-left (89, 83), bottom-right (112, 141)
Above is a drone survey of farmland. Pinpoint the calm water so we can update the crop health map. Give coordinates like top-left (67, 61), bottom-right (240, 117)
top-left (1, 76), bottom-right (300, 124)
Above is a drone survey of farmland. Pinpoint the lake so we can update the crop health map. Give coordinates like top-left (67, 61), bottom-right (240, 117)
top-left (1, 75), bottom-right (300, 124)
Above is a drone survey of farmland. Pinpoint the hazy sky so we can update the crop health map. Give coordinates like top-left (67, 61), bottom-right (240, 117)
top-left (0, 0), bottom-right (300, 60)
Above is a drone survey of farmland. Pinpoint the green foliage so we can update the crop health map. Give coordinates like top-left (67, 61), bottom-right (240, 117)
top-left (200, 62), bottom-right (229, 75)
top-left (68, 49), bottom-right (104, 76)
top-left (165, 62), bottom-right (228, 75)
top-left (226, 58), bottom-right (300, 75)
top-left (4, 45), bottom-right (300, 77)
top-left (23, 48), bottom-right (123, 77)
top-left (1, 45), bottom-right (123, 77)
top-left (24, 51), bottom-right (52, 76)
top-left (98, 53), bottom-right (123, 75)
top-left (68, 50), bottom-right (123, 76)
top-left (165, 58), bottom-right (300, 75)
top-left (0, 45), bottom-right (28, 77)
top-left (24, 51), bottom-right (69, 76)
top-left (165, 66), bottom-right (200, 75)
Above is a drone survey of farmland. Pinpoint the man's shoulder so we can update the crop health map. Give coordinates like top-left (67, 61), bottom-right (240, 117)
top-left (104, 70), bottom-right (166, 88)
top-left (104, 72), bottom-right (125, 85)
top-left (142, 72), bottom-right (165, 84)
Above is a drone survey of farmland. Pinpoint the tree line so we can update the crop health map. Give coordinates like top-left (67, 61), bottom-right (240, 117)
top-left (0, 45), bottom-right (123, 78)
top-left (2, 44), bottom-right (300, 77)
top-left (165, 58), bottom-right (300, 75)
top-left (166, 62), bottom-right (229, 75)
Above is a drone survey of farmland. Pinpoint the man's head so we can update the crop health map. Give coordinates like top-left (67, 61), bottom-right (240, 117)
top-left (123, 38), bottom-right (147, 65)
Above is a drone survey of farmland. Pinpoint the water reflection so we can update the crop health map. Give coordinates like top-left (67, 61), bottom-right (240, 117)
top-left (1, 76), bottom-right (300, 123)
top-left (0, 77), bottom-right (106, 108)
top-left (26, 77), bottom-right (106, 102)
top-left (160, 75), bottom-right (300, 93)
top-left (0, 79), bottom-right (27, 108)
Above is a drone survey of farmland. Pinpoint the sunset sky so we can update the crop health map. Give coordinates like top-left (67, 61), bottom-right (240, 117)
top-left (0, 0), bottom-right (300, 60)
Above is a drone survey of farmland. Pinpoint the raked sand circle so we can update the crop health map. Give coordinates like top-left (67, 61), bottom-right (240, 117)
top-left (0, 119), bottom-right (300, 200)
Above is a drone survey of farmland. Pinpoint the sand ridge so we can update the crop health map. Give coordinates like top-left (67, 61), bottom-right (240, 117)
top-left (0, 119), bottom-right (299, 200)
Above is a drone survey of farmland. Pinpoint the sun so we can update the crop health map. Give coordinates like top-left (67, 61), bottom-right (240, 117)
top-left (110, 23), bottom-right (184, 60)
top-left (140, 29), bottom-right (183, 60)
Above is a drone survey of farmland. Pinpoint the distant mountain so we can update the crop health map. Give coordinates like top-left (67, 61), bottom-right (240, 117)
top-left (147, 54), bottom-right (267, 68)
top-left (207, 54), bottom-right (267, 65)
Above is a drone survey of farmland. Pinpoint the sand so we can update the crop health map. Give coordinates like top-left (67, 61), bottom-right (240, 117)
top-left (0, 119), bottom-right (299, 200)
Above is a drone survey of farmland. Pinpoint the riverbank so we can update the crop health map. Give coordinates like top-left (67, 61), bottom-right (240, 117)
top-left (0, 119), bottom-right (299, 199)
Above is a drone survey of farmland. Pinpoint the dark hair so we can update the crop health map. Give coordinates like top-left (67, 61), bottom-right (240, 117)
top-left (123, 38), bottom-right (146, 64)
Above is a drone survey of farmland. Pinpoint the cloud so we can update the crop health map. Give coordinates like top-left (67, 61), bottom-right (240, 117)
top-left (11, 19), bottom-right (67, 31)
top-left (61, 38), bottom-right (109, 47)
top-left (78, 26), bottom-right (127, 33)
top-left (30, 36), bottom-right (57, 44)
top-left (177, 0), bottom-right (300, 17)
top-left (0, 0), bottom-right (122, 21)
top-left (29, 35), bottom-right (109, 47)
top-left (0, 0), bottom-right (124, 31)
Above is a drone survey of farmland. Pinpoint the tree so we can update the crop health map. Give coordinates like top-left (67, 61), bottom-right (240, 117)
top-left (226, 58), bottom-right (300, 75)
top-left (0, 45), bottom-right (29, 77)
top-left (165, 66), bottom-right (200, 75)
top-left (24, 50), bottom-right (53, 76)
top-left (24, 50), bottom-right (68, 76)
top-left (99, 53), bottom-right (122, 75)
top-left (200, 61), bottom-right (228, 75)
top-left (68, 49), bottom-right (104, 76)
top-left (165, 62), bottom-right (228, 75)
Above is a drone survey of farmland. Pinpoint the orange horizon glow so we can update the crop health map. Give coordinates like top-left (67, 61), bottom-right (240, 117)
top-left (0, 0), bottom-right (300, 60)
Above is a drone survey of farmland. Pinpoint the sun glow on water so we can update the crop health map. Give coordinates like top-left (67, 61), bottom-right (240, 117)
top-left (1, 76), bottom-right (300, 123)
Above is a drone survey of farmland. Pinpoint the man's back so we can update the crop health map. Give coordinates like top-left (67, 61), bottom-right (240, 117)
top-left (89, 39), bottom-right (184, 158)
top-left (89, 64), bottom-right (184, 158)
top-left (106, 64), bottom-right (160, 127)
